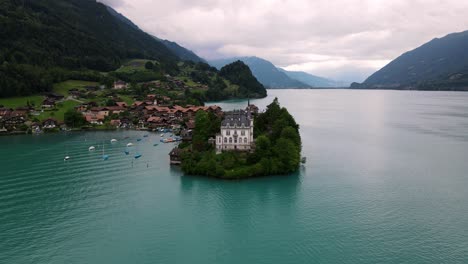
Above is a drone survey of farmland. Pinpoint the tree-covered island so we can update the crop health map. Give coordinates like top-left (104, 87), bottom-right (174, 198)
top-left (177, 98), bottom-right (302, 179)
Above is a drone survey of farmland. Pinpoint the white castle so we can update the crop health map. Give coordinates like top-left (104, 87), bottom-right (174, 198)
top-left (215, 109), bottom-right (254, 153)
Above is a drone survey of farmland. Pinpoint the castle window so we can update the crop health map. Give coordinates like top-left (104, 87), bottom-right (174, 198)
top-left (244, 137), bottom-right (248, 143)
top-left (241, 130), bottom-right (245, 136)
top-left (229, 137), bottom-right (232, 143)
top-left (224, 137), bottom-right (227, 143)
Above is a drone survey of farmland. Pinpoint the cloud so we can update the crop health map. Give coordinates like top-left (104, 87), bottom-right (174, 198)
top-left (105, 0), bottom-right (468, 82)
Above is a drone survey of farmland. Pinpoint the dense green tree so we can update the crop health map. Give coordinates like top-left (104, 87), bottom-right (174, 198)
top-left (64, 109), bottom-right (86, 128)
top-left (145, 61), bottom-right (154, 70)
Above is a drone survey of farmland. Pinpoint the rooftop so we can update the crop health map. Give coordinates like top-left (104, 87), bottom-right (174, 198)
top-left (221, 110), bottom-right (251, 127)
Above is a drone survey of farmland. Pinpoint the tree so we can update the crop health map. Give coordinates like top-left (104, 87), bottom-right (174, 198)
top-left (192, 111), bottom-right (210, 151)
top-left (64, 109), bottom-right (86, 128)
top-left (145, 61), bottom-right (154, 70)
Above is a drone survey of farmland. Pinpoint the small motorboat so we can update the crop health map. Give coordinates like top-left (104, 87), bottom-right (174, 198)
top-left (64, 156), bottom-right (70, 161)
top-left (102, 154), bottom-right (109, 161)
top-left (160, 134), bottom-right (164, 137)
top-left (89, 146), bottom-right (95, 151)
top-left (137, 138), bottom-right (142, 142)
top-left (127, 143), bottom-right (134, 147)
top-left (124, 136), bottom-right (130, 139)
top-left (124, 149), bottom-right (130, 155)
top-left (134, 154), bottom-right (142, 159)
top-left (143, 134), bottom-right (149, 138)
top-left (111, 139), bottom-right (118, 143)
top-left (153, 143), bottom-right (158, 147)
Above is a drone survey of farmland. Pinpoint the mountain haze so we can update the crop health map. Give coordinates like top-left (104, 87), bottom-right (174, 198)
top-left (278, 69), bottom-right (347, 87)
top-left (355, 30), bottom-right (468, 90)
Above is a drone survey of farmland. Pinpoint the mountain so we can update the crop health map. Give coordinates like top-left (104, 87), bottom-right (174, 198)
top-left (105, 5), bottom-right (140, 31)
top-left (210, 57), bottom-right (310, 88)
top-left (355, 30), bottom-right (468, 90)
top-left (219, 61), bottom-right (267, 98)
top-left (0, 0), bottom-right (185, 97)
top-left (105, 6), bottom-right (205, 63)
top-left (278, 69), bottom-right (347, 87)
top-left (154, 37), bottom-right (205, 63)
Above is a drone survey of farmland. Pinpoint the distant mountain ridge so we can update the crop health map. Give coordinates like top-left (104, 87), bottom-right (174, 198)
top-left (153, 37), bottom-right (205, 63)
top-left (354, 30), bottom-right (468, 90)
top-left (209, 56), bottom-right (343, 88)
top-left (209, 57), bottom-right (310, 88)
top-left (278, 68), bottom-right (347, 87)
top-left (106, 5), bottom-right (205, 63)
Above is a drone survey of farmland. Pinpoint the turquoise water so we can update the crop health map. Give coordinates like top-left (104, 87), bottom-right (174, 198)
top-left (1, 90), bottom-right (468, 263)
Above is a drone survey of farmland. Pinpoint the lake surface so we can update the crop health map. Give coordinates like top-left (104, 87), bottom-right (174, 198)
top-left (1, 90), bottom-right (468, 263)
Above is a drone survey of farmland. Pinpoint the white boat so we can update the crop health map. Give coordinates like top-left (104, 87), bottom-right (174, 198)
top-left (160, 134), bottom-right (164, 137)
top-left (111, 139), bottom-right (118, 143)
top-left (89, 146), bottom-right (95, 151)
top-left (127, 143), bottom-right (134, 147)
top-left (64, 156), bottom-right (70, 161)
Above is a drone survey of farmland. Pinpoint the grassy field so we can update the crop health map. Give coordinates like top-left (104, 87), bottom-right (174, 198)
top-left (36, 100), bottom-right (81, 122)
top-left (53, 80), bottom-right (99, 96)
top-left (116, 59), bottom-right (157, 73)
top-left (0, 95), bottom-right (44, 108)
top-left (117, 95), bottom-right (134, 105)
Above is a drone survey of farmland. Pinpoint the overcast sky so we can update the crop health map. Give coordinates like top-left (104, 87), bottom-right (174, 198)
top-left (100, 0), bottom-right (468, 82)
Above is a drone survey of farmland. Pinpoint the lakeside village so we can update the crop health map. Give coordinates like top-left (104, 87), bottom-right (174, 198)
top-left (0, 77), bottom-right (302, 178)
top-left (0, 77), bottom-right (217, 134)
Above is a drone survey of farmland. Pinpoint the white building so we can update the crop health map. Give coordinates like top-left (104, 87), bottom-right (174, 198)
top-left (113, 80), bottom-right (127, 90)
top-left (216, 110), bottom-right (254, 153)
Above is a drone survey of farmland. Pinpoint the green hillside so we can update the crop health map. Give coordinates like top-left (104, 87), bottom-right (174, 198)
top-left (355, 30), bottom-right (468, 90)
top-left (0, 0), bottom-right (177, 97)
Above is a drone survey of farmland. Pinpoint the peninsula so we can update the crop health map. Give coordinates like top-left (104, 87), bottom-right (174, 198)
top-left (174, 98), bottom-right (302, 179)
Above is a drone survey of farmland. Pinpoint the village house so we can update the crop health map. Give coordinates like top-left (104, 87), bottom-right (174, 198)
top-left (75, 104), bottom-right (88, 112)
top-left (84, 113), bottom-right (105, 125)
top-left (42, 118), bottom-right (58, 129)
top-left (45, 92), bottom-right (64, 101)
top-left (2, 112), bottom-right (26, 130)
top-left (42, 98), bottom-right (56, 108)
top-left (169, 147), bottom-right (182, 165)
top-left (113, 80), bottom-right (127, 90)
top-left (110, 119), bottom-right (121, 127)
top-left (215, 110), bottom-right (254, 153)
top-left (115, 101), bottom-right (128, 108)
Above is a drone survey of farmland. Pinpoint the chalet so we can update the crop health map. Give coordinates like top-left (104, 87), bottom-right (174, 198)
top-left (181, 129), bottom-right (193, 142)
top-left (120, 118), bottom-right (133, 128)
top-left (45, 93), bottom-right (64, 100)
top-left (84, 113), bottom-right (105, 125)
top-left (215, 110), bottom-right (254, 153)
top-left (42, 118), bottom-right (58, 129)
top-left (113, 80), bottom-right (127, 90)
top-left (110, 119), bottom-right (121, 127)
top-left (0, 108), bottom-right (12, 120)
top-left (3, 114), bottom-right (26, 130)
top-left (207, 105), bottom-right (223, 116)
top-left (147, 116), bottom-right (164, 128)
top-left (246, 104), bottom-right (259, 115)
top-left (42, 98), bottom-right (56, 108)
top-left (169, 147), bottom-right (182, 165)
top-left (75, 104), bottom-right (88, 112)
top-left (185, 120), bottom-right (195, 130)
top-left (115, 102), bottom-right (128, 108)
top-left (87, 101), bottom-right (99, 107)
